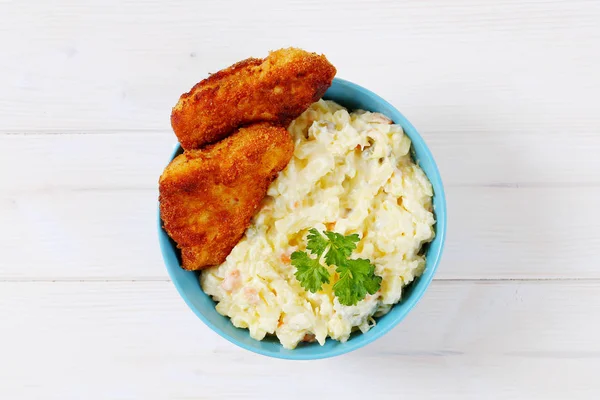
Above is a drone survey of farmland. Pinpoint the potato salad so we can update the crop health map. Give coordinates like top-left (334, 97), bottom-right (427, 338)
top-left (201, 100), bottom-right (435, 349)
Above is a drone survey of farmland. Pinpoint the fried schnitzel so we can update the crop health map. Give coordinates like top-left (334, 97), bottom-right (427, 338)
top-left (171, 47), bottom-right (336, 150)
top-left (159, 123), bottom-right (294, 270)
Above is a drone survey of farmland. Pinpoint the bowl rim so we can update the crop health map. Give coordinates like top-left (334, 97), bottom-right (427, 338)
top-left (158, 77), bottom-right (447, 360)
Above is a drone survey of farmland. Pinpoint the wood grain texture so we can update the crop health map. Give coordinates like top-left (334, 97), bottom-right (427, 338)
top-left (2, 132), bottom-right (600, 191)
top-left (1, 281), bottom-right (599, 399)
top-left (0, 0), bottom-right (599, 134)
top-left (2, 0), bottom-right (600, 398)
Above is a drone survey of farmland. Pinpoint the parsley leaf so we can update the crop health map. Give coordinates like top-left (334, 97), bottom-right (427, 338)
top-left (291, 228), bottom-right (382, 305)
top-left (306, 228), bottom-right (329, 256)
top-left (291, 251), bottom-right (330, 293)
top-left (323, 231), bottom-right (360, 266)
top-left (333, 258), bottom-right (382, 306)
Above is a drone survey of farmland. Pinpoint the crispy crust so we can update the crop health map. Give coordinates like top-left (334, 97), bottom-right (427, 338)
top-left (159, 123), bottom-right (294, 270)
top-left (171, 47), bottom-right (336, 150)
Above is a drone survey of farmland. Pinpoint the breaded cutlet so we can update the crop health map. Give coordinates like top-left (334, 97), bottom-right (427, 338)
top-left (159, 122), bottom-right (294, 270)
top-left (171, 47), bottom-right (336, 150)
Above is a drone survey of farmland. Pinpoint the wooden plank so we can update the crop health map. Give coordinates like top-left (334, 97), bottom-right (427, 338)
top-left (1, 186), bottom-right (598, 280)
top-left (1, 281), bottom-right (598, 399)
top-left (0, 134), bottom-right (175, 192)
top-left (2, 131), bottom-right (600, 191)
top-left (444, 185), bottom-right (600, 279)
top-left (0, 0), bottom-right (598, 134)
top-left (0, 189), bottom-right (166, 280)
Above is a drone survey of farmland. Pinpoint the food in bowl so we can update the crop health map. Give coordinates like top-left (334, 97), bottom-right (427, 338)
top-left (201, 100), bottom-right (435, 349)
top-left (159, 48), bottom-right (436, 350)
top-left (160, 47), bottom-right (335, 270)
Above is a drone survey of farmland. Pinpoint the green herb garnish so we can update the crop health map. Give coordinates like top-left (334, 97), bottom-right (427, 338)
top-left (291, 228), bottom-right (382, 306)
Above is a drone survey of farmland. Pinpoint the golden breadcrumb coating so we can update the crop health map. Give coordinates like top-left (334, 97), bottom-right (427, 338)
top-left (171, 47), bottom-right (336, 150)
top-left (159, 123), bottom-right (294, 270)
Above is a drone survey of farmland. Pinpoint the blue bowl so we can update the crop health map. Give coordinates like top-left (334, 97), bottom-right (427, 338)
top-left (158, 77), bottom-right (447, 360)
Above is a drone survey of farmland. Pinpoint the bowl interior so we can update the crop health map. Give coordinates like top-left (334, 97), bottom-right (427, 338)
top-left (158, 77), bottom-right (447, 360)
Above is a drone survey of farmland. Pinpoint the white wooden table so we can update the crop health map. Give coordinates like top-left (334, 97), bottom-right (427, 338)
top-left (1, 1), bottom-right (599, 398)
